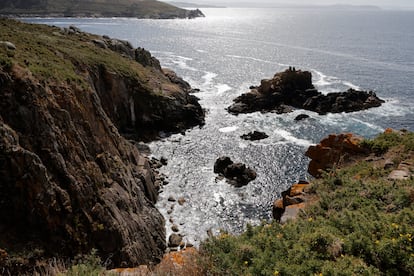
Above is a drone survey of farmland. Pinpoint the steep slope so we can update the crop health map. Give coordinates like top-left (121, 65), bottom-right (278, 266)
top-left (0, 0), bottom-right (205, 19)
top-left (0, 18), bottom-right (204, 272)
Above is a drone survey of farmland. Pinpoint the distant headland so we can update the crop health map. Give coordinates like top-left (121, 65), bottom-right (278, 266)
top-left (0, 0), bottom-right (205, 19)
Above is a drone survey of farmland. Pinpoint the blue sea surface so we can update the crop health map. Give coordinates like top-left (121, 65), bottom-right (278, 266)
top-left (25, 7), bottom-right (414, 245)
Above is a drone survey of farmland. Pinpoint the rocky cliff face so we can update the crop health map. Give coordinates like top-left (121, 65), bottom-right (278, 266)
top-left (0, 19), bottom-right (204, 271)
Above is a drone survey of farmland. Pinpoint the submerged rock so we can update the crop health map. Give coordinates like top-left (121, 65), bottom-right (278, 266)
top-left (240, 131), bottom-right (269, 141)
top-left (168, 234), bottom-right (183, 248)
top-left (294, 114), bottom-right (310, 121)
top-left (228, 68), bottom-right (384, 115)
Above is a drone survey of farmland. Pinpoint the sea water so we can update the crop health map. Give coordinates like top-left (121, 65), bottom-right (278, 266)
top-left (25, 7), bottom-right (414, 245)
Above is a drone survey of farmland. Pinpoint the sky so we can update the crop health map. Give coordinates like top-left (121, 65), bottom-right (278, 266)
top-left (165, 0), bottom-right (414, 9)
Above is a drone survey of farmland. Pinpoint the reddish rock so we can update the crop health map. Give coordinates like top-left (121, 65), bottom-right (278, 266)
top-left (306, 133), bottom-right (367, 177)
top-left (273, 181), bottom-right (311, 222)
top-left (289, 183), bottom-right (309, 197)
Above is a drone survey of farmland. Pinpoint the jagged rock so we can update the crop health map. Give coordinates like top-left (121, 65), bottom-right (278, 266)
top-left (163, 68), bottom-right (192, 91)
top-left (272, 182), bottom-right (311, 222)
top-left (187, 8), bottom-right (205, 19)
top-left (240, 131), bottom-right (269, 141)
top-left (214, 157), bottom-right (256, 187)
top-left (0, 18), bottom-right (206, 270)
top-left (214, 156), bottom-right (233, 174)
top-left (0, 68), bottom-right (165, 268)
top-left (306, 133), bottom-right (367, 177)
top-left (135, 47), bottom-right (162, 70)
top-left (224, 163), bottom-right (257, 187)
top-left (228, 69), bottom-right (384, 115)
top-left (168, 234), bottom-right (183, 248)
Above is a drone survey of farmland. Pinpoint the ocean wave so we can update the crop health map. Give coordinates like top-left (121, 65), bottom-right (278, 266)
top-left (219, 126), bottom-right (239, 133)
top-left (216, 84), bottom-right (232, 95)
top-left (312, 69), bottom-right (362, 93)
top-left (226, 54), bottom-right (290, 67)
top-left (273, 128), bottom-right (313, 147)
top-left (202, 72), bottom-right (218, 86)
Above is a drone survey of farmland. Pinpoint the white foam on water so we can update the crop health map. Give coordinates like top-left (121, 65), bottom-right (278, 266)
top-left (273, 128), bottom-right (312, 147)
top-left (202, 72), bottom-right (218, 86)
top-left (171, 59), bottom-right (199, 72)
top-left (216, 84), bottom-right (232, 95)
top-left (226, 54), bottom-right (290, 67)
top-left (368, 98), bottom-right (413, 118)
top-left (196, 49), bottom-right (207, 53)
top-left (342, 81), bottom-right (361, 90)
top-left (238, 142), bottom-right (248, 149)
top-left (312, 69), bottom-right (362, 93)
top-left (219, 126), bottom-right (239, 133)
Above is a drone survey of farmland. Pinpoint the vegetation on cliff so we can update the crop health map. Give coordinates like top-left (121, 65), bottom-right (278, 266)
top-left (201, 130), bottom-right (414, 275)
top-left (0, 0), bottom-right (205, 19)
top-left (0, 18), bottom-right (203, 273)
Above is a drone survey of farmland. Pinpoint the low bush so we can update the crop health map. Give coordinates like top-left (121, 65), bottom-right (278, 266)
top-left (200, 132), bottom-right (414, 275)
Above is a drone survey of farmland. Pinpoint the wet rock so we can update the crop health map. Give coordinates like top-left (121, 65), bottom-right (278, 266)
top-left (272, 199), bottom-right (285, 222)
top-left (295, 114), bottom-right (310, 121)
top-left (228, 69), bottom-right (384, 115)
top-left (240, 131), bottom-right (269, 141)
top-left (160, 156), bottom-right (168, 166)
top-left (171, 225), bottom-right (179, 232)
top-left (214, 157), bottom-right (256, 187)
top-left (168, 234), bottom-right (183, 248)
top-left (177, 197), bottom-right (186, 206)
top-left (214, 156), bottom-right (233, 174)
top-left (224, 163), bottom-right (257, 187)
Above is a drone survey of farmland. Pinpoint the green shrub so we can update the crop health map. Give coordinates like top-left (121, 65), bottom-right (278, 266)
top-left (200, 132), bottom-right (414, 275)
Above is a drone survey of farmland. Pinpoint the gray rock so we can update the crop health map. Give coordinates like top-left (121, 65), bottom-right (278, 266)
top-left (92, 39), bottom-right (107, 49)
top-left (171, 224), bottom-right (179, 232)
top-left (388, 170), bottom-right (410, 180)
top-left (168, 234), bottom-right (183, 247)
top-left (0, 41), bottom-right (16, 50)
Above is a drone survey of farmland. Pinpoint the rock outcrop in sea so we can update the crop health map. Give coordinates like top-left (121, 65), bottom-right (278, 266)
top-left (0, 18), bottom-right (204, 272)
top-left (214, 156), bottom-right (257, 187)
top-left (228, 68), bottom-right (384, 115)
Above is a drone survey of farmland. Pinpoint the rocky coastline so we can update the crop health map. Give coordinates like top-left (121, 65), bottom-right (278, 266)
top-left (0, 16), bottom-right (408, 276)
top-left (273, 129), bottom-right (414, 224)
top-left (228, 68), bottom-right (384, 115)
top-left (0, 18), bottom-right (204, 273)
top-left (0, 0), bottom-right (205, 19)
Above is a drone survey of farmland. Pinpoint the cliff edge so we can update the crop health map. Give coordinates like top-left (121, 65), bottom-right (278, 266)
top-left (0, 18), bottom-right (204, 272)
